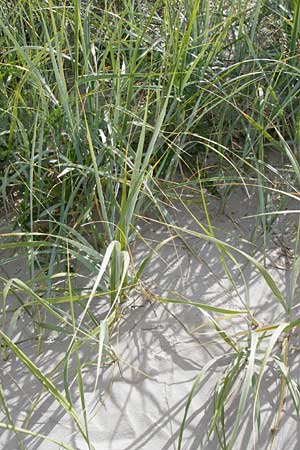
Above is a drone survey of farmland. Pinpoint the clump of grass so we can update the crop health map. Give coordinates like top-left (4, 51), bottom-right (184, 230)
top-left (1, 1), bottom-right (300, 449)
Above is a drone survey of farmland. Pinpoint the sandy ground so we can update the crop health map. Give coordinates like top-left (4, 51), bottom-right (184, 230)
top-left (1, 187), bottom-right (300, 450)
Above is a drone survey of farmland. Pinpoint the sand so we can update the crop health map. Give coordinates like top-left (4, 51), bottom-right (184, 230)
top-left (1, 187), bottom-right (300, 450)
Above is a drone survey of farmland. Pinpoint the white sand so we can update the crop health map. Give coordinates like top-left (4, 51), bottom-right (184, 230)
top-left (1, 188), bottom-right (299, 450)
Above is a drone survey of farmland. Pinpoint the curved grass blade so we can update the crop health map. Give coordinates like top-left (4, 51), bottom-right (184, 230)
top-left (0, 329), bottom-right (93, 449)
top-left (140, 218), bottom-right (285, 308)
top-left (0, 422), bottom-right (76, 450)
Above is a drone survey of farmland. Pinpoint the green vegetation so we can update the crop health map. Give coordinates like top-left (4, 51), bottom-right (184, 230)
top-left (1, 1), bottom-right (300, 449)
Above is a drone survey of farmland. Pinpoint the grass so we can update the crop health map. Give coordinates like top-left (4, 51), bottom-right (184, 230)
top-left (1, 0), bottom-right (300, 449)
